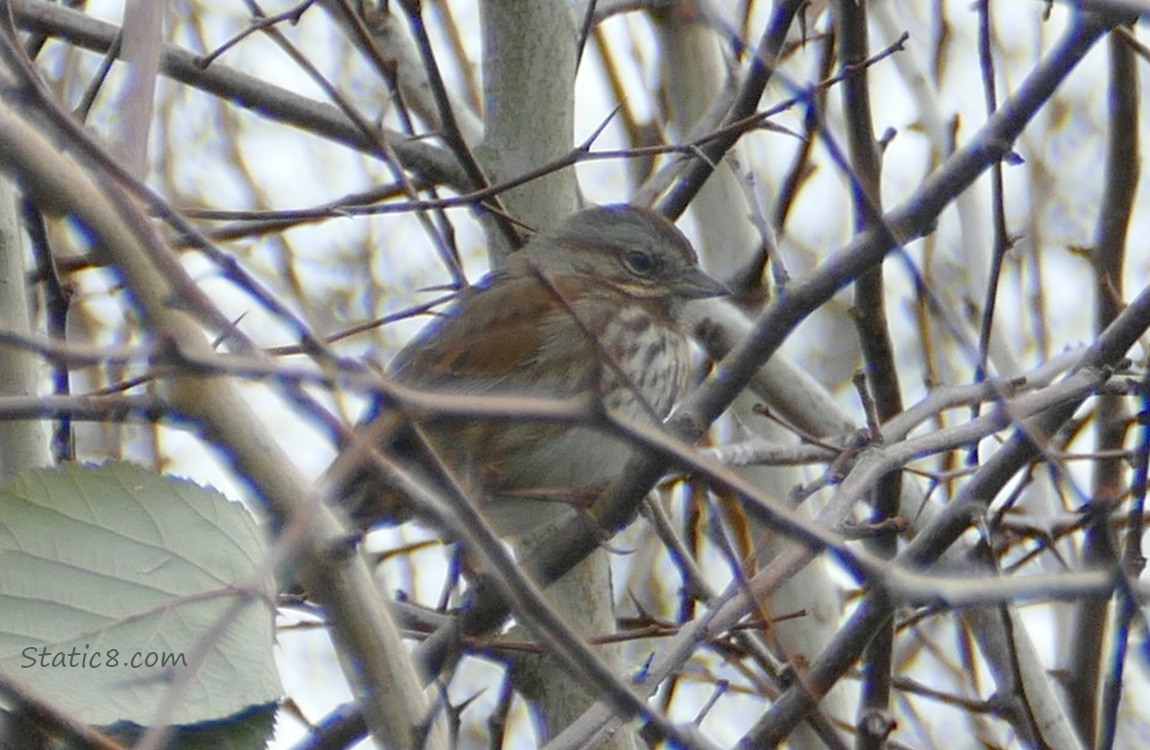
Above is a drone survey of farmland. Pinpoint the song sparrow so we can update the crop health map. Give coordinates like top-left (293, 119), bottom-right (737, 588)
top-left (342, 204), bottom-right (726, 537)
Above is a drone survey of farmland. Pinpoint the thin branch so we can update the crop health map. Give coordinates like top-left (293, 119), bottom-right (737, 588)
top-left (10, 0), bottom-right (468, 186)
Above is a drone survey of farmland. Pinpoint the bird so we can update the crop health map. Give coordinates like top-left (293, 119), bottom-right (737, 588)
top-left (337, 204), bottom-right (726, 538)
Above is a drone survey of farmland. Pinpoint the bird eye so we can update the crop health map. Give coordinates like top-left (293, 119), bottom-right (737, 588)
top-left (623, 249), bottom-right (656, 277)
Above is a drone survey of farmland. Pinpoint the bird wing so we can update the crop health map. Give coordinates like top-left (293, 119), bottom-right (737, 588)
top-left (390, 269), bottom-right (590, 391)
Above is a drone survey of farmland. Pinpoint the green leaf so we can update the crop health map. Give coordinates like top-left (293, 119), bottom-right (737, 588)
top-left (106, 702), bottom-right (279, 750)
top-left (0, 462), bottom-right (282, 727)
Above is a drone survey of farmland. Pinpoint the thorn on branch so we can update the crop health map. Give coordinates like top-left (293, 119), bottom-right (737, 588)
top-left (842, 516), bottom-right (909, 540)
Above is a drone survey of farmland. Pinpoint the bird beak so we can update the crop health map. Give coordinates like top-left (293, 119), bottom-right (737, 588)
top-left (678, 267), bottom-right (729, 299)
